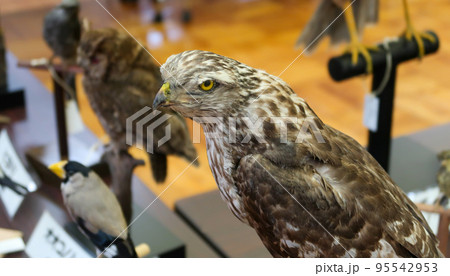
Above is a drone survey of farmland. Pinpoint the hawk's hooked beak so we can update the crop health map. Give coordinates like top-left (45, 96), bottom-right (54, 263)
top-left (48, 160), bottom-right (68, 179)
top-left (153, 82), bottom-right (170, 109)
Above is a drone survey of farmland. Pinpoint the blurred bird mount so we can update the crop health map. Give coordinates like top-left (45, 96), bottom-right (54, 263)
top-left (328, 31), bottom-right (439, 172)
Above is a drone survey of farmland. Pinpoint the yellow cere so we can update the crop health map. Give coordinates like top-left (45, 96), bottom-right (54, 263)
top-left (161, 82), bottom-right (171, 97)
top-left (200, 80), bottom-right (214, 91)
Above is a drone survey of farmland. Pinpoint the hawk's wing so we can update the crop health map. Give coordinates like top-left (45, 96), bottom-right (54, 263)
top-left (233, 123), bottom-right (442, 257)
top-left (234, 154), bottom-right (352, 257)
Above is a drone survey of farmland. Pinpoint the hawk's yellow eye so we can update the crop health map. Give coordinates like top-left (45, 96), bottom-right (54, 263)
top-left (200, 80), bottom-right (215, 91)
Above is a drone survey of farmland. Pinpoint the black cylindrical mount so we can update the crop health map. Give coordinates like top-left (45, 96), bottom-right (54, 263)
top-left (328, 31), bottom-right (439, 81)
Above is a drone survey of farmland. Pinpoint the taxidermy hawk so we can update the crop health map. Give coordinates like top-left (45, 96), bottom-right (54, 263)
top-left (153, 50), bottom-right (443, 257)
top-left (297, 0), bottom-right (435, 74)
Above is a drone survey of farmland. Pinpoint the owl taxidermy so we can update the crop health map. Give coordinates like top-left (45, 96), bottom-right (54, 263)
top-left (153, 50), bottom-right (443, 257)
top-left (78, 28), bottom-right (198, 183)
top-left (43, 0), bottom-right (81, 66)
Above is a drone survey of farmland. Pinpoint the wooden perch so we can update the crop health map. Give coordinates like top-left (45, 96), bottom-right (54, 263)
top-left (416, 203), bottom-right (450, 216)
top-left (416, 203), bottom-right (450, 257)
top-left (101, 148), bottom-right (145, 224)
top-left (17, 59), bottom-right (84, 74)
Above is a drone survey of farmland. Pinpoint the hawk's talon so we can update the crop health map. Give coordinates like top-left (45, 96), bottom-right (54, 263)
top-left (401, 0), bottom-right (435, 60)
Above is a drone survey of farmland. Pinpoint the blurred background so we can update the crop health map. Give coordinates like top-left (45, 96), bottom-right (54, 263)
top-left (1, 0), bottom-right (449, 209)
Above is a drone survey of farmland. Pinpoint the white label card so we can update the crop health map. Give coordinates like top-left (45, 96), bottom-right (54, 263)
top-left (25, 211), bottom-right (92, 258)
top-left (0, 129), bottom-right (37, 218)
top-left (363, 93), bottom-right (380, 132)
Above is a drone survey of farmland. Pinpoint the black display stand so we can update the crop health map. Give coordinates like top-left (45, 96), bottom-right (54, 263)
top-left (0, 51), bottom-right (25, 111)
top-left (53, 71), bottom-right (69, 160)
top-left (328, 31), bottom-right (439, 172)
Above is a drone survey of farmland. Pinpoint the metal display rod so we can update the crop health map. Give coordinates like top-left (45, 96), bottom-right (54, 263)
top-left (328, 31), bottom-right (439, 172)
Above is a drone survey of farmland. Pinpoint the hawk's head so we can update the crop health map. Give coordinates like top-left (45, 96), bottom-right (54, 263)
top-left (153, 50), bottom-right (281, 118)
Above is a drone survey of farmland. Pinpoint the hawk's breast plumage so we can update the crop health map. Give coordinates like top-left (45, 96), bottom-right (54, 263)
top-left (155, 50), bottom-right (443, 258)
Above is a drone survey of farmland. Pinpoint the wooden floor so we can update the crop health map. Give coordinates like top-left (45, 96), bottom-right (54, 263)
top-left (1, 0), bottom-right (450, 208)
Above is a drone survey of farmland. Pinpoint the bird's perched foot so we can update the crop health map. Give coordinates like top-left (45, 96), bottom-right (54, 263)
top-left (401, 0), bottom-right (435, 59)
top-left (341, 1), bottom-right (378, 75)
top-left (402, 26), bottom-right (435, 59)
top-left (343, 42), bottom-right (378, 74)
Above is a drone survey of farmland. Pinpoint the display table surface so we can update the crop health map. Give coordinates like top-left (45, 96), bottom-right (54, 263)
top-left (0, 52), bottom-right (219, 258)
top-left (176, 123), bottom-right (450, 258)
top-left (390, 123), bottom-right (450, 193)
top-left (176, 190), bottom-right (271, 258)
